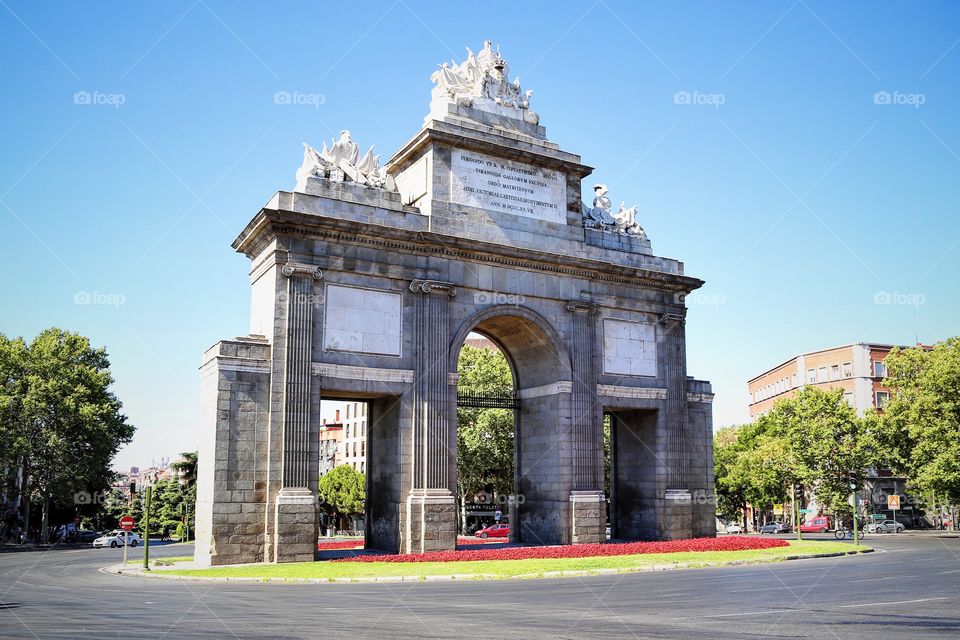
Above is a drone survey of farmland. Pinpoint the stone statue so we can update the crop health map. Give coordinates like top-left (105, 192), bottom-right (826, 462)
top-left (295, 130), bottom-right (396, 192)
top-left (582, 184), bottom-right (647, 238)
top-left (430, 40), bottom-right (539, 124)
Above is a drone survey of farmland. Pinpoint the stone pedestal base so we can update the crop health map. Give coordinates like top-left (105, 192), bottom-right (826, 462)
top-left (404, 489), bottom-right (456, 554)
top-left (273, 488), bottom-right (318, 563)
top-left (570, 491), bottom-right (605, 544)
top-left (661, 489), bottom-right (693, 540)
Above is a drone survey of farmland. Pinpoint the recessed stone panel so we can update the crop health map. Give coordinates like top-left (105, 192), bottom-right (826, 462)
top-left (323, 284), bottom-right (402, 356)
top-left (603, 318), bottom-right (657, 377)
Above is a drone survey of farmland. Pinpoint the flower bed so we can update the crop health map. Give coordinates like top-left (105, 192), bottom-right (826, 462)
top-left (334, 536), bottom-right (788, 563)
top-left (317, 539), bottom-right (364, 551)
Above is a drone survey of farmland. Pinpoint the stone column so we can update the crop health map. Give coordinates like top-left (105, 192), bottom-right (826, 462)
top-left (274, 262), bottom-right (322, 563)
top-left (405, 279), bottom-right (457, 553)
top-left (660, 311), bottom-right (692, 538)
top-left (566, 301), bottom-right (605, 543)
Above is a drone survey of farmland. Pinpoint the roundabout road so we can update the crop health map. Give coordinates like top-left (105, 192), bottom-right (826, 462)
top-left (1, 536), bottom-right (958, 639)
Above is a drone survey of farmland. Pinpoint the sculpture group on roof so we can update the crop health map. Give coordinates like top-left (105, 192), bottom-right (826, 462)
top-left (295, 130), bottom-right (396, 192)
top-left (582, 184), bottom-right (647, 238)
top-left (430, 40), bottom-right (539, 124)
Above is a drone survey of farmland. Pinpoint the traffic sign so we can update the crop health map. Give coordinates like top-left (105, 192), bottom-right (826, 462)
top-left (887, 495), bottom-right (901, 510)
top-left (773, 504), bottom-right (783, 515)
top-left (799, 508), bottom-right (814, 514)
top-left (119, 516), bottom-right (135, 531)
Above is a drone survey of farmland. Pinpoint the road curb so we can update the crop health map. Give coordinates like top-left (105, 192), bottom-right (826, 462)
top-left (104, 546), bottom-right (875, 584)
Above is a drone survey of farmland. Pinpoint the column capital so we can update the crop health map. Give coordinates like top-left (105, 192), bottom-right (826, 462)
top-left (409, 279), bottom-right (457, 297)
top-left (565, 301), bottom-right (598, 314)
top-left (281, 262), bottom-right (323, 280)
top-left (659, 312), bottom-right (686, 325)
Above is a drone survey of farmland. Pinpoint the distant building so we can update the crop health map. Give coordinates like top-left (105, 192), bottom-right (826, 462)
top-left (319, 410), bottom-right (344, 476)
top-left (747, 342), bottom-right (928, 419)
top-left (341, 401), bottom-right (367, 473)
top-left (746, 341), bottom-right (934, 529)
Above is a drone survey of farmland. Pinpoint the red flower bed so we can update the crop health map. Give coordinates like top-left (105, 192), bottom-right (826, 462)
top-left (334, 536), bottom-right (787, 563)
top-left (317, 539), bottom-right (364, 551)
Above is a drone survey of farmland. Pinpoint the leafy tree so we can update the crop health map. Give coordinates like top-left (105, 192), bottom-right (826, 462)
top-left (883, 339), bottom-right (960, 505)
top-left (171, 451), bottom-right (198, 487)
top-left (713, 426), bottom-right (748, 525)
top-left (455, 344), bottom-right (514, 530)
top-left (14, 329), bottom-right (134, 542)
top-left (318, 464), bottom-right (365, 530)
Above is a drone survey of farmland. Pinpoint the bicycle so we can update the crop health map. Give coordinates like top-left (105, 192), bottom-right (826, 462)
top-left (834, 527), bottom-right (864, 540)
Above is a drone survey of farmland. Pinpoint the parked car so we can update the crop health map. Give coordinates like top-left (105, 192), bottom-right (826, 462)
top-left (759, 522), bottom-right (788, 534)
top-left (475, 524), bottom-right (509, 538)
top-left (867, 520), bottom-right (905, 534)
top-left (93, 530), bottom-right (142, 548)
top-left (74, 530), bottom-right (100, 543)
top-left (800, 516), bottom-right (832, 533)
top-left (724, 522), bottom-right (744, 534)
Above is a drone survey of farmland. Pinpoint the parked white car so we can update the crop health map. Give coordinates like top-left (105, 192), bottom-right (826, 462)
top-left (866, 520), bottom-right (905, 534)
top-left (724, 522), bottom-right (744, 534)
top-left (92, 530), bottom-right (142, 548)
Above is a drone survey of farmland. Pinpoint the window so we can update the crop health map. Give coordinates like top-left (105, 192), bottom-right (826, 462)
top-left (875, 391), bottom-right (890, 409)
top-left (829, 364), bottom-right (840, 381)
top-left (843, 392), bottom-right (854, 407)
top-left (353, 442), bottom-right (357, 457)
top-left (807, 368), bottom-right (816, 384)
top-left (842, 362), bottom-right (853, 378)
top-left (360, 461), bottom-right (365, 473)
top-left (361, 420), bottom-right (366, 436)
top-left (818, 367), bottom-right (827, 382)
top-left (792, 373), bottom-right (799, 387)
top-left (874, 361), bottom-right (888, 378)
top-left (361, 442), bottom-right (365, 457)
top-left (354, 402), bottom-right (358, 417)
top-left (346, 405), bottom-right (351, 420)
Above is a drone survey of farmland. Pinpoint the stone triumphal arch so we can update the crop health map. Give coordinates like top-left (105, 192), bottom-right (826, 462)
top-left (195, 41), bottom-right (715, 565)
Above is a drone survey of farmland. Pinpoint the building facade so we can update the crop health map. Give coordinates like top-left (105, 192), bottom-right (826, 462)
top-left (747, 342), bottom-right (919, 418)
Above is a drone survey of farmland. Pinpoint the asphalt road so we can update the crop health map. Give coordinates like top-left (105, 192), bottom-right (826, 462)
top-left (1, 535), bottom-right (958, 639)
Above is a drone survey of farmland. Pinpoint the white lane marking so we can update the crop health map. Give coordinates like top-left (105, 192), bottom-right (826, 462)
top-left (940, 569), bottom-right (960, 574)
top-left (850, 575), bottom-right (916, 583)
top-left (730, 585), bottom-right (818, 593)
top-left (670, 609), bottom-right (798, 620)
top-left (839, 597), bottom-right (951, 608)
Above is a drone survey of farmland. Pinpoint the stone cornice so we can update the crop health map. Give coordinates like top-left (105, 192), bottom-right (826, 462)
top-left (235, 207), bottom-right (705, 295)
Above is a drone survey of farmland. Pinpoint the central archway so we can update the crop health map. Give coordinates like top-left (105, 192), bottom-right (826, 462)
top-left (450, 306), bottom-right (574, 545)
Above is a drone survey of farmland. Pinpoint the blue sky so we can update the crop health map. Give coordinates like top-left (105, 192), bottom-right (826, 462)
top-left (1, 1), bottom-right (958, 469)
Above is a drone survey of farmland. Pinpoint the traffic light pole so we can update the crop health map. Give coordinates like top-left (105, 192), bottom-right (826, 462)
top-left (795, 483), bottom-right (803, 541)
top-left (143, 486), bottom-right (151, 571)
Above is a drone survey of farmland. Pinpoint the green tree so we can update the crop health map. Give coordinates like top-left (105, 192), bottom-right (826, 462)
top-left (768, 387), bottom-right (876, 515)
top-left (17, 329), bottom-right (135, 542)
top-left (455, 344), bottom-right (514, 530)
top-left (318, 464), bottom-right (365, 530)
top-left (171, 451), bottom-right (198, 487)
top-left (883, 339), bottom-right (960, 505)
